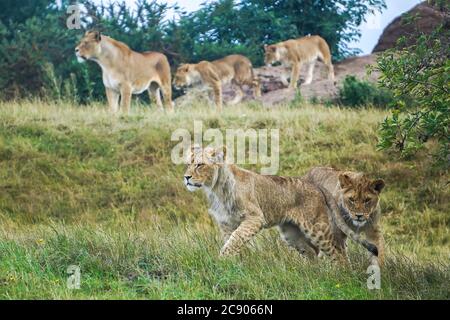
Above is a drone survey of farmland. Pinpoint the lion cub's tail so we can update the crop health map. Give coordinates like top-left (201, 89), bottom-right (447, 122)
top-left (318, 186), bottom-right (378, 256)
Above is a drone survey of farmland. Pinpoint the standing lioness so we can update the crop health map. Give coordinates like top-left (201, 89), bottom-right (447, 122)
top-left (174, 55), bottom-right (261, 111)
top-left (264, 35), bottom-right (335, 88)
top-left (75, 31), bottom-right (173, 113)
top-left (183, 147), bottom-right (377, 262)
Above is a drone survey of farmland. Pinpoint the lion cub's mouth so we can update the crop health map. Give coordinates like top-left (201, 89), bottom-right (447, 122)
top-left (186, 182), bottom-right (202, 188)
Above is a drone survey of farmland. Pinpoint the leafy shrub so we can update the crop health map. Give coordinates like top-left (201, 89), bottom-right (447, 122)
top-left (373, 12), bottom-right (449, 167)
top-left (338, 76), bottom-right (393, 108)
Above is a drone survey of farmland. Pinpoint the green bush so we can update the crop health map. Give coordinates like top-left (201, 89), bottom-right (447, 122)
top-left (338, 76), bottom-right (393, 108)
top-left (373, 10), bottom-right (449, 167)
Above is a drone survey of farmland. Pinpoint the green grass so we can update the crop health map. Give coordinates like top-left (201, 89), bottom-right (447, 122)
top-left (0, 100), bottom-right (448, 299)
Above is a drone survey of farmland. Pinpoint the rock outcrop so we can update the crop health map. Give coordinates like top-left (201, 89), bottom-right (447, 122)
top-left (373, 2), bottom-right (448, 52)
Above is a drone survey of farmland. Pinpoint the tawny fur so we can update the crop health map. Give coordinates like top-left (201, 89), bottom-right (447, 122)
top-left (305, 167), bottom-right (385, 266)
top-left (183, 147), bottom-right (377, 262)
top-left (75, 31), bottom-right (173, 113)
top-left (264, 35), bottom-right (335, 88)
top-left (174, 55), bottom-right (261, 111)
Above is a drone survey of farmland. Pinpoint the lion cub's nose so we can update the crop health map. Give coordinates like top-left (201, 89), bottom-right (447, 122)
top-left (184, 175), bottom-right (192, 181)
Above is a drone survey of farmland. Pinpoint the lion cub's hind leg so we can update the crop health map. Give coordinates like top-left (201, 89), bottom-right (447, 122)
top-left (278, 222), bottom-right (318, 259)
top-left (286, 210), bottom-right (348, 263)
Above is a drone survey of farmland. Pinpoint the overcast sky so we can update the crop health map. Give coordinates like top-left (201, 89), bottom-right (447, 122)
top-left (90, 0), bottom-right (424, 54)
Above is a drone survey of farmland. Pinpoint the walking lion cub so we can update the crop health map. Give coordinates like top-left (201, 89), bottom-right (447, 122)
top-left (183, 147), bottom-right (377, 262)
top-left (305, 167), bottom-right (385, 266)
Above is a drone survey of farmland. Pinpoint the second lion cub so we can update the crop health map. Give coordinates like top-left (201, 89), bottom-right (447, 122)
top-left (183, 147), bottom-right (377, 262)
top-left (305, 167), bottom-right (385, 266)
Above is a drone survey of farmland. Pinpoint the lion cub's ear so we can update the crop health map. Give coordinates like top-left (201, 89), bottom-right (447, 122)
top-left (338, 173), bottom-right (353, 189)
top-left (371, 179), bottom-right (385, 194)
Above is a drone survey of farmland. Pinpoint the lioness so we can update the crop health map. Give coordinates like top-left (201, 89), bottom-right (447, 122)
top-left (183, 147), bottom-right (377, 262)
top-left (305, 167), bottom-right (385, 266)
top-left (173, 55), bottom-right (261, 111)
top-left (264, 35), bottom-right (335, 88)
top-left (75, 31), bottom-right (173, 113)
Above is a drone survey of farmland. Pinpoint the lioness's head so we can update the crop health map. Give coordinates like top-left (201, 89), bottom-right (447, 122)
top-left (75, 31), bottom-right (102, 63)
top-left (338, 174), bottom-right (385, 227)
top-left (174, 64), bottom-right (197, 89)
top-left (264, 44), bottom-right (281, 66)
top-left (183, 146), bottom-right (225, 192)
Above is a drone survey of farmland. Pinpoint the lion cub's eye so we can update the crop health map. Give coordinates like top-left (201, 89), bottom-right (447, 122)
top-left (348, 197), bottom-right (355, 203)
top-left (364, 198), bottom-right (372, 204)
top-left (195, 164), bottom-right (204, 169)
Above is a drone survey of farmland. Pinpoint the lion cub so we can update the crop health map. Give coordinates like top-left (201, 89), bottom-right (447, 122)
top-left (174, 55), bottom-right (261, 111)
top-left (305, 167), bottom-right (385, 266)
top-left (183, 147), bottom-right (377, 262)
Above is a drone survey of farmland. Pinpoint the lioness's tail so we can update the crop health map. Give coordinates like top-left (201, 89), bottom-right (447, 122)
top-left (318, 186), bottom-right (378, 256)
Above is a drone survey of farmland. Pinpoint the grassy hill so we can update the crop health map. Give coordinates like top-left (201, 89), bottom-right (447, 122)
top-left (0, 100), bottom-right (448, 299)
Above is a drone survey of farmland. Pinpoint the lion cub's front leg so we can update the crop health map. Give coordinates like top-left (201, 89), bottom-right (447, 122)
top-left (366, 226), bottom-right (385, 266)
top-left (220, 216), bottom-right (264, 257)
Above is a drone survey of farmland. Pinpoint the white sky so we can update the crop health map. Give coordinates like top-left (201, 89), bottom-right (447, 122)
top-left (93, 0), bottom-right (424, 54)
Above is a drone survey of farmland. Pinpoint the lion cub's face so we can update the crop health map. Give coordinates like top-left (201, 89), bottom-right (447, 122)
top-left (183, 147), bottom-right (224, 192)
top-left (339, 174), bottom-right (385, 227)
top-left (174, 64), bottom-right (195, 89)
top-left (264, 45), bottom-right (280, 66)
top-left (75, 31), bottom-right (102, 63)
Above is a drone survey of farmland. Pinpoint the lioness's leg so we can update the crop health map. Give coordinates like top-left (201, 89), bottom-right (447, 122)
top-left (120, 85), bottom-right (132, 114)
top-left (230, 81), bottom-right (244, 105)
top-left (160, 83), bottom-right (174, 112)
top-left (366, 227), bottom-right (384, 266)
top-left (289, 62), bottom-right (302, 89)
top-left (220, 216), bottom-right (264, 257)
top-left (304, 61), bottom-right (315, 85)
top-left (148, 83), bottom-right (163, 109)
top-left (105, 88), bottom-right (119, 113)
top-left (325, 58), bottom-right (335, 82)
top-left (278, 222), bottom-right (318, 259)
top-left (211, 81), bottom-right (223, 112)
top-left (252, 77), bottom-right (262, 98)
